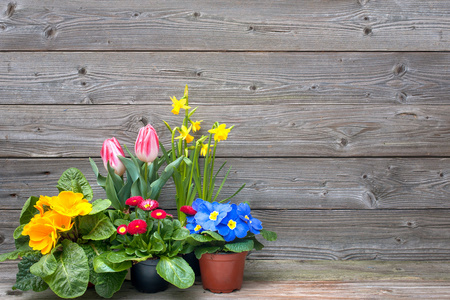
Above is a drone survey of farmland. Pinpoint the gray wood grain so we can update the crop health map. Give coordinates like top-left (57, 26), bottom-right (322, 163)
top-left (0, 52), bottom-right (449, 105)
top-left (1, 261), bottom-right (450, 299)
top-left (1, 209), bottom-right (450, 260)
top-left (1, 104), bottom-right (449, 158)
top-left (1, 158), bottom-right (449, 210)
top-left (0, 1), bottom-right (449, 51)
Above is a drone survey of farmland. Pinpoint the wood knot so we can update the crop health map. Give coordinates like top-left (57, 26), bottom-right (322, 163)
top-left (192, 12), bottom-right (201, 18)
top-left (5, 2), bottom-right (16, 18)
top-left (78, 67), bottom-right (87, 75)
top-left (7, 290), bottom-right (23, 296)
top-left (140, 116), bottom-right (148, 126)
top-left (393, 63), bottom-right (407, 77)
top-left (340, 138), bottom-right (348, 147)
top-left (44, 26), bottom-right (56, 39)
top-left (363, 26), bottom-right (372, 36)
top-left (396, 92), bottom-right (408, 103)
top-left (358, 0), bottom-right (370, 6)
top-left (249, 85), bottom-right (257, 91)
top-left (0, 233), bottom-right (4, 244)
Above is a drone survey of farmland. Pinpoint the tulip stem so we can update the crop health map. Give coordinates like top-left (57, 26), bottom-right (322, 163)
top-left (144, 162), bottom-right (148, 197)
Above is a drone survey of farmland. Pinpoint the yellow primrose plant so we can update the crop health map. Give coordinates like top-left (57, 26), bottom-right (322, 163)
top-left (162, 86), bottom-right (245, 225)
top-left (0, 168), bottom-right (124, 299)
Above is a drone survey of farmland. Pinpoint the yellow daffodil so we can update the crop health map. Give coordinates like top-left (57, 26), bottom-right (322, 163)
top-left (171, 96), bottom-right (190, 115)
top-left (22, 214), bottom-right (58, 255)
top-left (191, 120), bottom-right (203, 132)
top-left (200, 143), bottom-right (210, 156)
top-left (50, 191), bottom-right (92, 218)
top-left (208, 123), bottom-right (232, 142)
top-left (176, 125), bottom-right (194, 143)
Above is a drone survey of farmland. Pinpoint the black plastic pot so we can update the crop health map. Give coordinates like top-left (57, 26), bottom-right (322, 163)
top-left (130, 258), bottom-right (169, 293)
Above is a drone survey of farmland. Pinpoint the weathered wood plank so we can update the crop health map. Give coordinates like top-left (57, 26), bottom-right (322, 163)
top-left (1, 261), bottom-right (450, 299)
top-left (1, 158), bottom-right (449, 210)
top-left (2, 209), bottom-right (450, 260)
top-left (1, 52), bottom-right (449, 105)
top-left (0, 1), bottom-right (449, 51)
top-left (1, 104), bottom-right (449, 158)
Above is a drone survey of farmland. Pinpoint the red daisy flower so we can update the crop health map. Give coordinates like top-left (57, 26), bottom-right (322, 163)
top-left (180, 205), bottom-right (197, 215)
top-left (117, 224), bottom-right (128, 235)
top-left (125, 196), bottom-right (144, 206)
top-left (127, 219), bottom-right (147, 235)
top-left (151, 209), bottom-right (167, 220)
top-left (137, 199), bottom-right (159, 211)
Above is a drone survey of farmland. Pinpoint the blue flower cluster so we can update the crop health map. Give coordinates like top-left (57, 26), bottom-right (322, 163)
top-left (186, 198), bottom-right (263, 242)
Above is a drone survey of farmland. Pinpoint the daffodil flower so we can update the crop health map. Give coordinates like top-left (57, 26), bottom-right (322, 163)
top-left (176, 125), bottom-right (194, 143)
top-left (191, 120), bottom-right (203, 132)
top-left (200, 143), bottom-right (211, 157)
top-left (171, 96), bottom-right (190, 115)
top-left (208, 123), bottom-right (232, 142)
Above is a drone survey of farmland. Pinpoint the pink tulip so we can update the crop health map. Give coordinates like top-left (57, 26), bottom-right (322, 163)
top-left (135, 124), bottom-right (159, 163)
top-left (101, 137), bottom-right (126, 176)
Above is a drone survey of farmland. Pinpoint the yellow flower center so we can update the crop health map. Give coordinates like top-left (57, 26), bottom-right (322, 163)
top-left (119, 227), bottom-right (126, 233)
top-left (157, 212), bottom-right (162, 216)
top-left (245, 215), bottom-right (250, 220)
top-left (209, 211), bottom-right (219, 221)
top-left (194, 225), bottom-right (202, 231)
top-left (144, 204), bottom-right (150, 208)
top-left (227, 219), bottom-right (237, 230)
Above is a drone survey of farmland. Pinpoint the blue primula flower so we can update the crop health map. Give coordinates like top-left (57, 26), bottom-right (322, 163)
top-left (186, 218), bottom-right (204, 234)
top-left (217, 204), bottom-right (249, 242)
top-left (237, 203), bottom-right (263, 234)
top-left (194, 201), bottom-right (232, 231)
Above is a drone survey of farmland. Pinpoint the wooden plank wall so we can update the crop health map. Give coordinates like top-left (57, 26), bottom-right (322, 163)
top-left (0, 0), bottom-right (449, 260)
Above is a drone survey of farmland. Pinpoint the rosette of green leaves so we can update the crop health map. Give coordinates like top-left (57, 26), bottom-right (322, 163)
top-left (187, 229), bottom-right (278, 259)
top-left (0, 168), bottom-right (123, 298)
top-left (90, 146), bottom-right (183, 211)
top-left (96, 218), bottom-right (195, 289)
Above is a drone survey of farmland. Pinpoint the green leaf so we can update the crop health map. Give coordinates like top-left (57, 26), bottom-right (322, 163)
top-left (106, 174), bottom-right (122, 211)
top-left (260, 229), bottom-right (278, 241)
top-left (107, 250), bottom-right (140, 263)
top-left (149, 156), bottom-right (184, 199)
top-left (188, 233), bottom-right (215, 243)
top-left (12, 252), bottom-right (49, 292)
top-left (15, 234), bottom-right (31, 251)
top-left (251, 236), bottom-right (265, 251)
top-left (202, 230), bottom-right (225, 241)
top-left (224, 239), bottom-right (254, 253)
top-left (13, 224), bottom-right (25, 239)
top-left (172, 227), bottom-right (190, 241)
top-left (194, 246), bottom-right (222, 260)
top-left (56, 168), bottom-right (93, 201)
top-left (160, 219), bottom-right (174, 241)
top-left (79, 213), bottom-right (116, 241)
top-left (89, 199), bottom-right (111, 215)
top-left (19, 196), bottom-right (39, 225)
top-left (0, 250), bottom-right (34, 262)
top-left (94, 270), bottom-right (128, 298)
top-left (30, 252), bottom-right (58, 279)
top-left (89, 158), bottom-right (106, 188)
top-left (156, 256), bottom-right (194, 289)
top-left (113, 219), bottom-right (129, 226)
top-left (93, 253), bottom-right (132, 273)
top-left (43, 240), bottom-right (89, 298)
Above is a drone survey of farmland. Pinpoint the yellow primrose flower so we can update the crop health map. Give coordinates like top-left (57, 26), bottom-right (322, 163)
top-left (50, 191), bottom-right (92, 218)
top-left (171, 96), bottom-right (190, 115)
top-left (176, 125), bottom-right (194, 143)
top-left (208, 123), bottom-right (232, 142)
top-left (22, 214), bottom-right (58, 255)
top-left (44, 210), bottom-right (73, 232)
top-left (34, 195), bottom-right (55, 216)
top-left (191, 120), bottom-right (203, 132)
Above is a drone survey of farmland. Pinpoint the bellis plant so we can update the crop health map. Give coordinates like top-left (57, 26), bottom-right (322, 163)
top-left (182, 198), bottom-right (277, 259)
top-left (0, 168), bottom-right (126, 299)
top-left (162, 86), bottom-right (245, 225)
top-left (95, 196), bottom-right (195, 290)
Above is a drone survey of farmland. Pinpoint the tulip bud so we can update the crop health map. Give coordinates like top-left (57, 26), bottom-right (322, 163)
top-left (135, 124), bottom-right (159, 163)
top-left (101, 137), bottom-right (126, 176)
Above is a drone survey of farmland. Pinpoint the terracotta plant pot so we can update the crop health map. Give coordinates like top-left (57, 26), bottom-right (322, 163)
top-left (130, 258), bottom-right (169, 293)
top-left (199, 251), bottom-right (248, 293)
